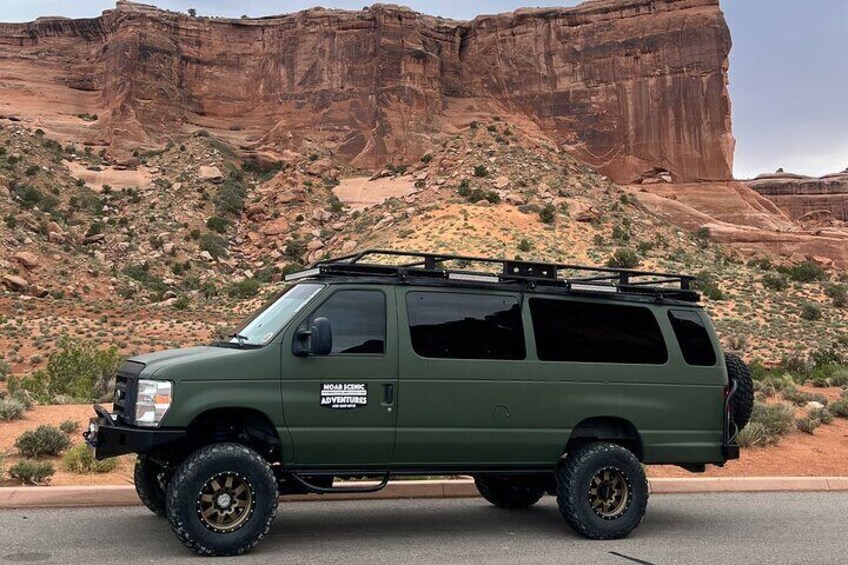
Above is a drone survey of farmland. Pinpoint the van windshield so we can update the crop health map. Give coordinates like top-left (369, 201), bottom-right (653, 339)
top-left (223, 283), bottom-right (324, 347)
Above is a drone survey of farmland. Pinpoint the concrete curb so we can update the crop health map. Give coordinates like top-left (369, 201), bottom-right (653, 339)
top-left (1, 477), bottom-right (847, 510)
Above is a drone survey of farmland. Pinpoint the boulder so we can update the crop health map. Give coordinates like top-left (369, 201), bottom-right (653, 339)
top-left (198, 165), bottom-right (224, 183)
top-left (13, 251), bottom-right (39, 269)
top-left (2, 274), bottom-right (30, 292)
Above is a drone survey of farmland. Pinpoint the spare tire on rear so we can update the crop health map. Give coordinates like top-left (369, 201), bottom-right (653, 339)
top-left (725, 353), bottom-right (754, 431)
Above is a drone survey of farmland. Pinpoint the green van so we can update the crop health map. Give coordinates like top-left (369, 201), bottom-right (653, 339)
top-left (85, 250), bottom-right (753, 556)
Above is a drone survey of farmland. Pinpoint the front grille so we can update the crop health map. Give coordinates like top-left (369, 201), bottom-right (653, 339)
top-left (113, 361), bottom-right (145, 425)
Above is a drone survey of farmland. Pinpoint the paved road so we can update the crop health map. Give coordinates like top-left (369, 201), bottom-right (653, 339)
top-left (0, 493), bottom-right (844, 564)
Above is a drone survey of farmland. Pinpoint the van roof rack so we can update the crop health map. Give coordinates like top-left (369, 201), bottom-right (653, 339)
top-left (285, 249), bottom-right (700, 303)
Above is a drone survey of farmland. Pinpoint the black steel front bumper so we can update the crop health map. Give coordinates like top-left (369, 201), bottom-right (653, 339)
top-left (83, 405), bottom-right (185, 460)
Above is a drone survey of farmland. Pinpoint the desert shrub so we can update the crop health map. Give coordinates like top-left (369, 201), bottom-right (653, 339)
top-left (736, 422), bottom-right (770, 448)
top-left (795, 416), bottom-right (820, 435)
top-left (748, 401), bottom-right (794, 440)
top-left (473, 164), bottom-right (489, 178)
top-left (200, 233), bottom-right (228, 259)
top-left (753, 380), bottom-right (777, 398)
top-left (215, 177), bottom-right (246, 216)
top-left (782, 385), bottom-right (827, 406)
top-left (779, 261), bottom-right (826, 283)
top-left (606, 249), bottom-right (640, 269)
top-left (0, 398), bottom-right (25, 421)
top-left (809, 406), bottom-right (834, 425)
top-left (829, 398), bottom-right (848, 418)
top-left (227, 279), bottom-right (260, 299)
top-left (59, 419), bottom-right (80, 434)
top-left (7, 337), bottom-right (122, 403)
top-left (825, 284), bottom-right (847, 308)
top-left (9, 389), bottom-right (34, 410)
top-left (761, 273), bottom-right (789, 291)
top-left (205, 216), bottom-right (230, 233)
top-left (800, 302), bottom-right (822, 321)
top-left (517, 239), bottom-right (532, 252)
top-left (538, 204), bottom-right (556, 225)
top-left (465, 188), bottom-right (500, 204)
top-left (693, 270), bottom-right (726, 300)
top-left (830, 369), bottom-right (848, 388)
top-left (15, 425), bottom-right (71, 458)
top-left (61, 443), bottom-right (119, 474)
top-left (8, 459), bottom-right (55, 486)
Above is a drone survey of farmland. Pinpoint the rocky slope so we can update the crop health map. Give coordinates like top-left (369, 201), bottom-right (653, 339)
top-left (0, 0), bottom-right (733, 183)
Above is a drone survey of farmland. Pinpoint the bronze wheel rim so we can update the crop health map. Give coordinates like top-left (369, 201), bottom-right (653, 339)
top-left (197, 472), bottom-right (255, 533)
top-left (587, 466), bottom-right (631, 520)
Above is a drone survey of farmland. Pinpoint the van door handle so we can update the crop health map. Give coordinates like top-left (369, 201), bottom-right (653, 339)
top-left (383, 384), bottom-right (394, 405)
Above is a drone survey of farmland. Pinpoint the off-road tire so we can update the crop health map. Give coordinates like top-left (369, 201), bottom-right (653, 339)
top-left (474, 476), bottom-right (546, 509)
top-left (725, 353), bottom-right (754, 431)
top-left (134, 455), bottom-right (168, 518)
top-left (556, 442), bottom-right (648, 540)
top-left (166, 443), bottom-right (278, 557)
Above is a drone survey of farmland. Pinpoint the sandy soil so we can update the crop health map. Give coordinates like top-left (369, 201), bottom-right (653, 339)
top-left (334, 176), bottom-right (416, 210)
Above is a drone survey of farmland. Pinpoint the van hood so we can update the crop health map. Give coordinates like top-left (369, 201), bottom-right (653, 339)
top-left (130, 346), bottom-right (246, 378)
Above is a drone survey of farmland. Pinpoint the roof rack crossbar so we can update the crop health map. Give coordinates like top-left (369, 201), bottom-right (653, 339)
top-left (297, 249), bottom-right (699, 302)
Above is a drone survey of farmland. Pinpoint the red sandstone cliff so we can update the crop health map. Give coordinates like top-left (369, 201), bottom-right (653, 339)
top-left (0, 0), bottom-right (734, 183)
top-left (746, 172), bottom-right (848, 223)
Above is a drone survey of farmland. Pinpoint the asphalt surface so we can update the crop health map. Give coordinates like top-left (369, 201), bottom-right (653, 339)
top-left (0, 492), bottom-right (844, 564)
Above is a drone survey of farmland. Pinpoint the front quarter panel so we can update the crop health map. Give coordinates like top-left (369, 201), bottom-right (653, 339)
top-left (154, 345), bottom-right (283, 431)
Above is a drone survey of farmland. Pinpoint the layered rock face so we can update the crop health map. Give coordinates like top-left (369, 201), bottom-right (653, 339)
top-left (0, 0), bottom-right (733, 183)
top-left (746, 173), bottom-right (848, 222)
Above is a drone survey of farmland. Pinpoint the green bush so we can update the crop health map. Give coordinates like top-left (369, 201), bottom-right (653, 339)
top-left (809, 406), bottom-right (834, 425)
top-left (206, 216), bottom-right (231, 233)
top-left (606, 249), bottom-right (640, 269)
top-left (473, 164), bottom-right (489, 178)
top-left (0, 358), bottom-right (10, 381)
top-left (0, 398), bottom-right (26, 421)
top-left (800, 302), bottom-right (822, 321)
top-left (782, 385), bottom-right (827, 406)
top-left (517, 239), bottom-right (532, 252)
top-left (538, 204), bottom-right (556, 225)
top-left (59, 419), bottom-right (80, 434)
top-left (15, 425), bottom-right (71, 458)
top-left (215, 177), bottom-right (246, 216)
top-left (748, 401), bottom-right (794, 441)
top-left (227, 279), bottom-right (261, 300)
top-left (200, 233), bottom-right (228, 259)
top-left (830, 398), bottom-right (848, 418)
top-left (736, 422), bottom-right (770, 448)
top-left (693, 271), bottom-right (726, 301)
top-left (780, 261), bottom-right (827, 283)
top-left (61, 443), bottom-right (119, 474)
top-left (825, 284), bottom-right (847, 308)
top-left (795, 416), bottom-right (820, 435)
top-left (8, 459), bottom-right (55, 485)
top-left (465, 188), bottom-right (500, 204)
top-left (7, 337), bottom-right (122, 403)
top-left (761, 273), bottom-right (789, 291)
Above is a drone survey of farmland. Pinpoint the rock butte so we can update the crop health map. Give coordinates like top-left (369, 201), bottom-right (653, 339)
top-left (0, 0), bottom-right (734, 184)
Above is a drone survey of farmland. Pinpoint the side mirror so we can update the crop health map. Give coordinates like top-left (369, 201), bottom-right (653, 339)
top-left (293, 317), bottom-right (333, 357)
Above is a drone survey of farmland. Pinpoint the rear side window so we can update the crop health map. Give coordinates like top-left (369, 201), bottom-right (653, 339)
top-left (529, 298), bottom-right (667, 364)
top-left (406, 292), bottom-right (525, 360)
top-left (668, 310), bottom-right (717, 366)
top-left (306, 290), bottom-right (386, 355)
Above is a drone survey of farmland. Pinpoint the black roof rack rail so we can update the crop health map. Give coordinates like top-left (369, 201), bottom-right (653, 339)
top-left (285, 249), bottom-right (700, 303)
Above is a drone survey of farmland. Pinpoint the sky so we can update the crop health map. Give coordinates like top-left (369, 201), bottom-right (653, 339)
top-left (2, 1), bottom-right (846, 179)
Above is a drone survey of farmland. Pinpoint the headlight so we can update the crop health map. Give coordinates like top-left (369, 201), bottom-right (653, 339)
top-left (135, 379), bottom-right (173, 428)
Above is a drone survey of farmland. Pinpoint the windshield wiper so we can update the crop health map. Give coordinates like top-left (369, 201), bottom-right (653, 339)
top-left (229, 333), bottom-right (249, 348)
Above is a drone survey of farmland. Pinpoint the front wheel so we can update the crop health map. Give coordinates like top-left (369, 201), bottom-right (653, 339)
top-left (134, 455), bottom-right (168, 518)
top-left (166, 443), bottom-right (278, 556)
top-left (556, 442), bottom-right (648, 539)
top-left (474, 476), bottom-right (545, 509)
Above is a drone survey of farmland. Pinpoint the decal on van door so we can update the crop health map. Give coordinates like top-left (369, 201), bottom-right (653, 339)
top-left (320, 383), bottom-right (367, 409)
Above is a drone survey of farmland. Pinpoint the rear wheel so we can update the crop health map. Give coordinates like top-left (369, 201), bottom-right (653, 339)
top-left (556, 442), bottom-right (648, 539)
top-left (166, 443), bottom-right (278, 556)
top-left (474, 476), bottom-right (545, 509)
top-left (134, 455), bottom-right (168, 518)
top-left (725, 353), bottom-right (754, 431)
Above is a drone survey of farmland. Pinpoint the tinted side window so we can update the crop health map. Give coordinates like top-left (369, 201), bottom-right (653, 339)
top-left (530, 298), bottom-right (667, 364)
top-left (307, 290), bottom-right (385, 355)
top-left (406, 292), bottom-right (525, 360)
top-left (668, 310), bottom-right (717, 366)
